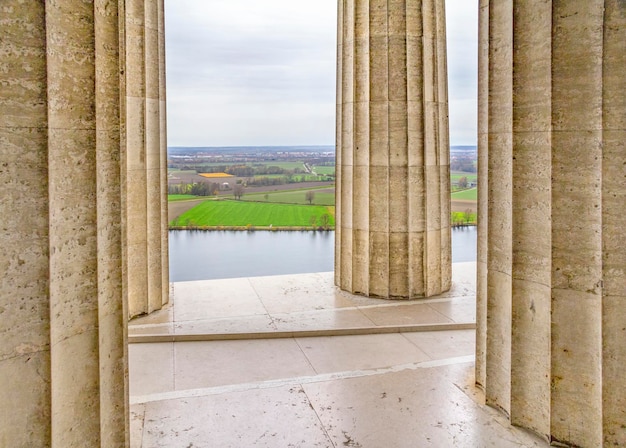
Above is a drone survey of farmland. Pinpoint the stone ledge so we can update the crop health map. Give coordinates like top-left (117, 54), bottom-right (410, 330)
top-left (128, 321), bottom-right (476, 343)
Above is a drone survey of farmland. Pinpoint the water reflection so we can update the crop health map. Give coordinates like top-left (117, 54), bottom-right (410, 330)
top-left (169, 227), bottom-right (477, 282)
top-left (451, 226), bottom-right (478, 263)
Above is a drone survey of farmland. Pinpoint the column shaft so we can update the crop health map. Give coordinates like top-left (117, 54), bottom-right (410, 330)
top-left (335, 0), bottom-right (451, 299)
top-left (510, 0), bottom-right (552, 435)
top-left (0, 1), bottom-right (51, 445)
top-left (485, 0), bottom-right (513, 414)
top-left (0, 0), bottom-right (169, 444)
top-left (145, 0), bottom-right (164, 313)
top-left (95, 1), bottom-right (128, 445)
top-left (602, 2), bottom-right (626, 445)
top-left (158, 0), bottom-right (170, 306)
top-left (46, 1), bottom-right (102, 443)
top-left (551, 3), bottom-right (604, 445)
top-left (125, 0), bottom-right (149, 318)
top-left (335, 0), bottom-right (344, 288)
top-left (475, 0), bottom-right (489, 390)
top-left (125, 0), bottom-right (169, 318)
top-left (477, 1), bottom-right (626, 445)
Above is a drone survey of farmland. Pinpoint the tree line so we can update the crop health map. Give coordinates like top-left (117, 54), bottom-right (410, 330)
top-left (244, 174), bottom-right (331, 187)
top-left (174, 164), bottom-right (305, 177)
top-left (168, 182), bottom-right (219, 196)
top-left (450, 155), bottom-right (477, 173)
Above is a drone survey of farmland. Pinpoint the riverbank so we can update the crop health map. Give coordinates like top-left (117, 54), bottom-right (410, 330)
top-left (170, 225), bottom-right (472, 231)
top-left (169, 225), bottom-right (334, 231)
top-left (168, 195), bottom-right (476, 230)
top-left (168, 228), bottom-right (477, 282)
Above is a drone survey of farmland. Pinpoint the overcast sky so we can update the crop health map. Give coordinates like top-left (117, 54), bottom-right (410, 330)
top-left (165, 0), bottom-right (477, 147)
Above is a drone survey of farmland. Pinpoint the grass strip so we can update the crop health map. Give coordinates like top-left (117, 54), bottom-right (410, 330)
top-left (451, 188), bottom-right (478, 201)
top-left (171, 200), bottom-right (335, 228)
top-left (168, 194), bottom-right (203, 202)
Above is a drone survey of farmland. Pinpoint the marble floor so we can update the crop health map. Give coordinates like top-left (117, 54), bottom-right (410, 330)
top-left (129, 263), bottom-right (549, 447)
top-left (129, 262), bottom-right (478, 339)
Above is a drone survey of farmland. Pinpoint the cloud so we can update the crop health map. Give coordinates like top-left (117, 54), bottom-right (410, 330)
top-left (446, 0), bottom-right (478, 144)
top-left (165, 0), bottom-right (477, 146)
top-left (165, 0), bottom-right (337, 146)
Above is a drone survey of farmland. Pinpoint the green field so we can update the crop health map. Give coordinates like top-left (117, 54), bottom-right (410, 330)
top-left (450, 172), bottom-right (477, 182)
top-left (291, 174), bottom-right (320, 182)
top-left (168, 194), bottom-right (201, 201)
top-left (183, 161), bottom-right (305, 170)
top-left (171, 200), bottom-right (335, 227)
top-left (261, 161), bottom-right (305, 170)
top-left (313, 166), bottom-right (335, 175)
top-left (244, 189), bottom-right (335, 206)
top-left (451, 188), bottom-right (478, 201)
top-left (253, 174), bottom-right (287, 179)
top-left (452, 211), bottom-right (477, 224)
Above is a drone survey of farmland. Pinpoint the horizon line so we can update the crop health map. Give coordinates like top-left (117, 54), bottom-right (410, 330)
top-left (167, 144), bottom-right (478, 149)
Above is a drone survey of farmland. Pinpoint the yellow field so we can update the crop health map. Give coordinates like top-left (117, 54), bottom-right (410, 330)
top-left (199, 172), bottom-right (234, 179)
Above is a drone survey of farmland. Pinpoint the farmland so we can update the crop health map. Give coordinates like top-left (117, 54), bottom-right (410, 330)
top-left (171, 200), bottom-right (335, 228)
top-left (260, 161), bottom-right (306, 170)
top-left (167, 146), bottom-right (479, 228)
top-left (450, 172), bottom-right (477, 183)
top-left (243, 187), bottom-right (335, 206)
top-left (313, 166), bottom-right (335, 175)
top-left (451, 187), bottom-right (478, 201)
top-left (168, 194), bottom-right (203, 202)
top-left (199, 172), bottom-right (234, 179)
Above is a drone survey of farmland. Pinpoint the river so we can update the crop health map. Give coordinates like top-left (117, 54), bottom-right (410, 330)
top-left (169, 227), bottom-right (477, 282)
top-left (169, 227), bottom-right (476, 282)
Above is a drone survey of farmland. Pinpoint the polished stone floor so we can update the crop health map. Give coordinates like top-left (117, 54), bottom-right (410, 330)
top-left (129, 263), bottom-right (477, 338)
top-left (129, 263), bottom-right (548, 447)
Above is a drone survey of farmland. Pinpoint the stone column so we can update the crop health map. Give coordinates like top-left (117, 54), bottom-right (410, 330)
top-left (125, 0), bottom-right (169, 318)
top-left (474, 0), bottom-right (489, 390)
top-left (476, 1), bottom-right (626, 446)
top-left (335, 0), bottom-right (451, 299)
top-left (601, 2), bottom-right (626, 445)
top-left (0, 2), bottom-right (51, 445)
top-left (1, 0), bottom-right (168, 444)
top-left (158, 0), bottom-right (170, 308)
top-left (0, 0), bottom-right (128, 445)
top-left (486, 0), bottom-right (514, 418)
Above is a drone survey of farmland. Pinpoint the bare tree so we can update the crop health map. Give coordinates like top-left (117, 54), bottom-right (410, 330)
top-left (233, 184), bottom-right (244, 200)
top-left (464, 208), bottom-right (473, 224)
top-left (305, 191), bottom-right (315, 204)
top-left (319, 213), bottom-right (330, 230)
top-left (457, 176), bottom-right (468, 189)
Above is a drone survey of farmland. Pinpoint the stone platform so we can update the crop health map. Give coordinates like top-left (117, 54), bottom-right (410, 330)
top-left (128, 263), bottom-right (548, 447)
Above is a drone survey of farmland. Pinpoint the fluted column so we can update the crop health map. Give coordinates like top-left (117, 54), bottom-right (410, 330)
top-left (0, 1), bottom-right (130, 446)
top-left (125, 0), bottom-right (169, 318)
top-left (0, 2), bottom-right (51, 445)
top-left (477, 1), bottom-right (626, 446)
top-left (335, 0), bottom-right (451, 299)
top-left (601, 2), bottom-right (626, 444)
top-left (47, 1), bottom-right (129, 445)
top-left (158, 0), bottom-right (170, 307)
top-left (1, 0), bottom-right (169, 444)
top-left (485, 0), bottom-right (514, 417)
top-left (474, 0), bottom-right (489, 390)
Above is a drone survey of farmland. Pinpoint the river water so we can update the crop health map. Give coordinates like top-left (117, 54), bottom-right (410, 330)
top-left (169, 227), bottom-right (476, 282)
